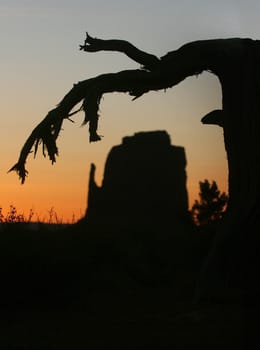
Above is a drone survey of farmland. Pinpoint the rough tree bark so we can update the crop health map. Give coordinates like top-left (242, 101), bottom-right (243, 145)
top-left (10, 34), bottom-right (260, 300)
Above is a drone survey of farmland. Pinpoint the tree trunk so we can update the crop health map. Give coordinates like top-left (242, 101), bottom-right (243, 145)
top-left (195, 39), bottom-right (260, 302)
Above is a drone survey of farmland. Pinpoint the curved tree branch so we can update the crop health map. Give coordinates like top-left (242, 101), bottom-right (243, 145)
top-left (10, 36), bottom-right (215, 183)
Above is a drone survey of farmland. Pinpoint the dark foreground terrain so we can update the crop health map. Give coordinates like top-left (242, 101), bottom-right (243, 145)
top-left (0, 290), bottom-right (243, 350)
top-left (0, 222), bottom-right (250, 349)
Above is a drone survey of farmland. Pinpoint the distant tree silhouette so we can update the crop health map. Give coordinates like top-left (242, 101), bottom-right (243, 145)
top-left (191, 180), bottom-right (228, 226)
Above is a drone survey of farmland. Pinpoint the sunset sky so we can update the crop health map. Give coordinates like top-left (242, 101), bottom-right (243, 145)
top-left (1, 0), bottom-right (259, 222)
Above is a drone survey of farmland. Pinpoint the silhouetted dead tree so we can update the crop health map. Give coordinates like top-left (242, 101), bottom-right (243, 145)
top-left (9, 33), bottom-right (208, 183)
top-left (10, 34), bottom-right (260, 300)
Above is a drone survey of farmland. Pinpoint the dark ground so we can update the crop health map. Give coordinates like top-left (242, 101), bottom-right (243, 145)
top-left (0, 222), bottom-right (251, 349)
top-left (0, 291), bottom-right (243, 350)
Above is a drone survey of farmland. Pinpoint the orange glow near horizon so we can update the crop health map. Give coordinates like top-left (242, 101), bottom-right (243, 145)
top-left (1, 129), bottom-right (229, 223)
top-left (0, 175), bottom-right (228, 224)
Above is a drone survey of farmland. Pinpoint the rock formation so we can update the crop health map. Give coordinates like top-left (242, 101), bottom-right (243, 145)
top-left (85, 131), bottom-right (188, 230)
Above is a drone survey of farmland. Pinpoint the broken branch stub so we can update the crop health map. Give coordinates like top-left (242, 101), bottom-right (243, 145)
top-left (80, 33), bottom-right (160, 70)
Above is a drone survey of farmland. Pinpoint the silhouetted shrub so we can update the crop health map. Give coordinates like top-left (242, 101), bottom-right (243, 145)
top-left (191, 179), bottom-right (228, 226)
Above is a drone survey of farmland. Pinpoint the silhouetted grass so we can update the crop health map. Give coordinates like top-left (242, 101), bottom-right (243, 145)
top-left (0, 204), bottom-right (77, 225)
